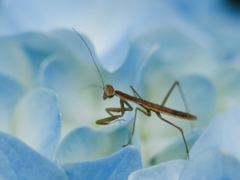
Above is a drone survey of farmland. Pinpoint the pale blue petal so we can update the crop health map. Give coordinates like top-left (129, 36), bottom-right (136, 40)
top-left (179, 75), bottom-right (216, 126)
top-left (215, 68), bottom-right (240, 110)
top-left (56, 120), bottom-right (139, 164)
top-left (0, 37), bottom-right (33, 87)
top-left (0, 74), bottom-right (25, 132)
top-left (190, 108), bottom-right (240, 161)
top-left (108, 43), bottom-right (148, 92)
top-left (39, 31), bottom-right (102, 90)
top-left (129, 159), bottom-right (185, 180)
top-left (62, 146), bottom-right (142, 180)
top-left (50, 29), bottom-right (98, 66)
top-left (38, 55), bottom-right (102, 126)
top-left (12, 87), bottom-right (61, 160)
top-left (0, 131), bottom-right (67, 179)
top-left (99, 31), bottom-right (130, 72)
top-left (13, 32), bottom-right (63, 77)
top-left (13, 30), bottom-right (95, 84)
top-left (179, 147), bottom-right (240, 180)
top-left (56, 126), bottom-right (111, 164)
top-left (106, 116), bottom-right (141, 151)
top-left (39, 56), bottom-right (81, 93)
top-left (150, 127), bottom-right (203, 165)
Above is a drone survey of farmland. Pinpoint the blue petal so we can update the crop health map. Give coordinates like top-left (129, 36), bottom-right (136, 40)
top-left (0, 74), bottom-right (25, 132)
top-left (0, 131), bottom-right (67, 179)
top-left (38, 55), bottom-right (101, 126)
top-left (215, 68), bottom-right (240, 110)
top-left (129, 159), bottom-right (185, 180)
top-left (13, 32), bottom-right (63, 77)
top-left (108, 41), bottom-right (153, 91)
top-left (50, 29), bottom-right (98, 65)
top-left (99, 31), bottom-right (130, 72)
top-left (56, 126), bottom-right (111, 164)
top-left (39, 56), bottom-right (81, 93)
top-left (56, 121), bottom-right (139, 164)
top-left (38, 37), bottom-right (101, 92)
top-left (12, 87), bottom-right (61, 160)
top-left (179, 75), bottom-right (216, 126)
top-left (179, 147), bottom-right (240, 179)
top-left (0, 37), bottom-right (32, 87)
top-left (62, 146), bottom-right (142, 180)
top-left (190, 108), bottom-right (240, 161)
top-left (150, 127), bottom-right (203, 165)
top-left (13, 30), bottom-right (95, 83)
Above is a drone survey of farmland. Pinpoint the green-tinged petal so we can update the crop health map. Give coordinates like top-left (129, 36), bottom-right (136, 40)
top-left (12, 88), bottom-right (61, 160)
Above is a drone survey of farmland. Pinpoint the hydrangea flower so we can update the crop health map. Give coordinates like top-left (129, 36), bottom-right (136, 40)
top-left (0, 0), bottom-right (240, 179)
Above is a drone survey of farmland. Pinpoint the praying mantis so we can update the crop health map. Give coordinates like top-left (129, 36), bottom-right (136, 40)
top-left (72, 28), bottom-right (197, 159)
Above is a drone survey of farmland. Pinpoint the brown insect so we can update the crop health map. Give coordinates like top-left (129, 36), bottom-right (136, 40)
top-left (73, 28), bottom-right (197, 159)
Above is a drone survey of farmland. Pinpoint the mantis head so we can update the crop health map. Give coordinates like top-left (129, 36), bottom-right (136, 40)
top-left (103, 84), bottom-right (115, 100)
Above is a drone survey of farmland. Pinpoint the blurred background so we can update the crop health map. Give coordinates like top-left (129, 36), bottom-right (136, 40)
top-left (0, 0), bottom-right (240, 166)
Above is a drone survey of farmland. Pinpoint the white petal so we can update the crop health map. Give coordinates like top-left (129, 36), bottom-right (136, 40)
top-left (12, 88), bottom-right (61, 160)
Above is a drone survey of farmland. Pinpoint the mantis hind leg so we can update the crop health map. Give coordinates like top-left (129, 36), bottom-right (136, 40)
top-left (156, 112), bottom-right (189, 159)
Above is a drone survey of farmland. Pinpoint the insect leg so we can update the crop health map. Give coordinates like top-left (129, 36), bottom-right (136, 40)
top-left (96, 100), bottom-right (132, 125)
top-left (156, 112), bottom-right (189, 159)
top-left (96, 115), bottom-right (122, 125)
top-left (105, 100), bottom-right (133, 115)
top-left (123, 107), bottom-right (151, 147)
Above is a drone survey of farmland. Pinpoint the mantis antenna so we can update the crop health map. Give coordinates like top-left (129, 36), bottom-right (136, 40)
top-left (72, 28), bottom-right (105, 89)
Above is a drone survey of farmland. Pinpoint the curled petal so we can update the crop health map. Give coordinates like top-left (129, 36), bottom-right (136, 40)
top-left (0, 132), bottom-right (67, 179)
top-left (99, 31), bottom-right (130, 73)
top-left (179, 75), bottom-right (216, 126)
top-left (56, 121), bottom-right (139, 164)
top-left (0, 37), bottom-right (32, 87)
top-left (62, 146), bottom-right (142, 179)
top-left (129, 159), bottom-right (185, 180)
top-left (180, 147), bottom-right (240, 179)
top-left (12, 87), bottom-right (61, 160)
top-left (190, 108), bottom-right (240, 161)
top-left (56, 126), bottom-right (111, 164)
top-left (0, 74), bottom-right (25, 132)
top-left (150, 127), bottom-right (203, 165)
